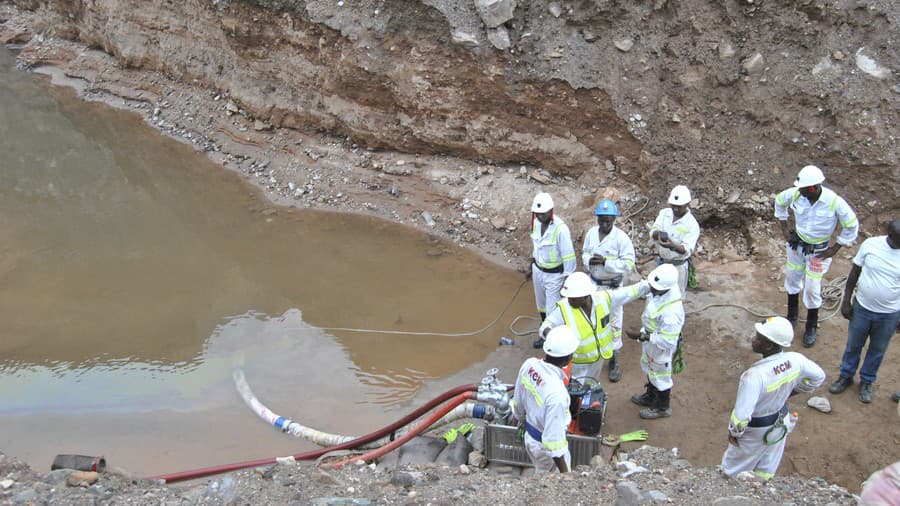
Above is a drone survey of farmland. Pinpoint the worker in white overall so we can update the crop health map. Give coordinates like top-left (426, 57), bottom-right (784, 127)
top-left (774, 164), bottom-right (858, 347)
top-left (539, 272), bottom-right (648, 382)
top-left (626, 264), bottom-right (684, 419)
top-left (582, 198), bottom-right (636, 382)
top-left (529, 192), bottom-right (577, 348)
top-left (721, 317), bottom-right (825, 480)
top-left (650, 185), bottom-right (700, 298)
top-left (511, 325), bottom-right (580, 473)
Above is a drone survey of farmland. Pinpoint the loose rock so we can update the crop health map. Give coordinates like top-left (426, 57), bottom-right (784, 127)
top-left (807, 396), bottom-right (832, 413)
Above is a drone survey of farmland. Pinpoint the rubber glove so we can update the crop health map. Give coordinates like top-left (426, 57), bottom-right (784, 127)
top-left (442, 428), bottom-right (459, 444)
top-left (457, 422), bottom-right (475, 436)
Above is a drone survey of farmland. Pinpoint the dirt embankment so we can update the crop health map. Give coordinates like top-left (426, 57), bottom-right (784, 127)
top-left (3, 0), bottom-right (898, 238)
top-left (1, 0), bottom-right (899, 499)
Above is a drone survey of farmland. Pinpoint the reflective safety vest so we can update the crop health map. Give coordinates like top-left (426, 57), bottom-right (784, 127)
top-left (558, 293), bottom-right (614, 364)
top-left (775, 188), bottom-right (857, 245)
top-left (644, 298), bottom-right (683, 343)
top-left (531, 220), bottom-right (564, 269)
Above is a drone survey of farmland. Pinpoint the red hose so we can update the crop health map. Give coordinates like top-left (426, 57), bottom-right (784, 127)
top-left (330, 391), bottom-right (474, 469)
top-left (150, 383), bottom-right (478, 483)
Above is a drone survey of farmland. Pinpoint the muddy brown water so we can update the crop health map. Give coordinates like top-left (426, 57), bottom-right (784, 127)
top-left (0, 49), bottom-right (536, 476)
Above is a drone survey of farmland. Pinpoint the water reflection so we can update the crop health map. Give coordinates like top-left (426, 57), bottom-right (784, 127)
top-left (0, 45), bottom-right (532, 441)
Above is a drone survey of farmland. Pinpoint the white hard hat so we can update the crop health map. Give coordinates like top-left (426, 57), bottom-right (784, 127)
top-left (794, 165), bottom-right (825, 187)
top-left (543, 325), bottom-right (580, 357)
top-left (560, 272), bottom-right (596, 298)
top-left (647, 264), bottom-right (679, 291)
top-left (531, 192), bottom-right (554, 213)
top-left (754, 316), bottom-right (794, 347)
top-left (668, 185), bottom-right (692, 205)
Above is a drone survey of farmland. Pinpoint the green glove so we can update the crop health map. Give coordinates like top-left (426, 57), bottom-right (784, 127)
top-left (619, 429), bottom-right (649, 442)
top-left (457, 423), bottom-right (475, 436)
top-left (517, 425), bottom-right (525, 441)
top-left (442, 428), bottom-right (459, 444)
top-left (672, 338), bottom-right (686, 375)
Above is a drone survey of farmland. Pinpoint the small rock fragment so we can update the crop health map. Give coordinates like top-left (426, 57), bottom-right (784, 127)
top-left (66, 471), bottom-right (99, 487)
top-left (529, 170), bottom-right (552, 185)
top-left (807, 396), bottom-right (832, 413)
top-left (617, 460), bottom-right (650, 478)
top-left (616, 480), bottom-right (643, 504)
top-left (487, 27), bottom-right (511, 50)
top-left (614, 38), bottom-right (635, 52)
top-left (451, 30), bottom-right (479, 47)
top-left (646, 490), bottom-right (669, 502)
top-left (712, 496), bottom-right (758, 506)
top-left (468, 451), bottom-right (488, 468)
top-left (548, 3), bottom-right (563, 17)
top-left (718, 42), bottom-right (736, 59)
top-left (742, 53), bottom-right (765, 74)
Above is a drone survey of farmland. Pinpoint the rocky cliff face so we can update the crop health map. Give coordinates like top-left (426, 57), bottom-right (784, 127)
top-left (20, 0), bottom-right (639, 176)
top-left (10, 0), bottom-right (898, 219)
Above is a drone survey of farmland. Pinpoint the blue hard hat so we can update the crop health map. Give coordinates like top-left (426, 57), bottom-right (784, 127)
top-left (594, 199), bottom-right (619, 216)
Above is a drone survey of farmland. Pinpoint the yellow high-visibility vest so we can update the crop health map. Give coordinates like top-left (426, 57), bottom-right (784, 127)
top-left (558, 293), bottom-right (614, 364)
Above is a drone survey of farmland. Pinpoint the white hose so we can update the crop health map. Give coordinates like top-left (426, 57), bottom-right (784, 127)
top-left (233, 369), bottom-right (488, 448)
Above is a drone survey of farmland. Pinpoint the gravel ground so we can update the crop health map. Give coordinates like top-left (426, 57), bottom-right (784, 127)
top-left (0, 446), bottom-right (863, 505)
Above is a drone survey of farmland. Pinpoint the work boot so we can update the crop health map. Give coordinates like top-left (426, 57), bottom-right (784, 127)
top-left (892, 392), bottom-right (900, 403)
top-left (631, 382), bottom-right (656, 407)
top-left (640, 388), bottom-right (672, 419)
top-left (802, 308), bottom-right (819, 347)
top-left (533, 337), bottom-right (545, 349)
top-left (828, 375), bottom-right (854, 394)
top-left (608, 351), bottom-right (622, 383)
top-left (859, 382), bottom-right (874, 404)
top-left (786, 294), bottom-right (799, 328)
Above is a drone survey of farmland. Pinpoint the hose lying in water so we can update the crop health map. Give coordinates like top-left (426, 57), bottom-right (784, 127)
top-left (233, 369), bottom-right (491, 449)
top-left (149, 382), bottom-right (479, 483)
top-left (330, 391), bottom-right (474, 469)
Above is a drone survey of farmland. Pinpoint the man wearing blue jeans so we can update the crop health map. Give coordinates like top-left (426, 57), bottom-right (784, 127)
top-left (829, 219), bottom-right (900, 403)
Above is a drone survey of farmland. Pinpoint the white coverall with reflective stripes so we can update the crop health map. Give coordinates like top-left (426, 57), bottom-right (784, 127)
top-left (540, 282), bottom-right (649, 381)
top-left (531, 217), bottom-right (577, 314)
top-left (582, 225), bottom-right (637, 350)
top-left (639, 287), bottom-right (684, 391)
top-left (650, 208), bottom-right (700, 297)
top-left (774, 186), bottom-right (858, 309)
top-left (721, 351), bottom-right (825, 479)
top-left (512, 357), bottom-right (571, 473)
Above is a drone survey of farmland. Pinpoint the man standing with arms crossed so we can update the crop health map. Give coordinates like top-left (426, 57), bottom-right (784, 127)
top-left (582, 198), bottom-right (637, 382)
top-left (828, 218), bottom-right (900, 403)
top-left (650, 185), bottom-right (700, 299)
top-left (721, 317), bottom-right (825, 480)
top-left (774, 164), bottom-right (858, 347)
top-left (528, 192), bottom-right (577, 348)
top-left (511, 325), bottom-right (580, 473)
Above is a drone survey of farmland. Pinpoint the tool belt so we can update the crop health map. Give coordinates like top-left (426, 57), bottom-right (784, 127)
top-left (524, 421), bottom-right (543, 442)
top-left (658, 257), bottom-right (688, 266)
top-left (788, 231), bottom-right (828, 255)
top-left (591, 275), bottom-right (622, 288)
top-left (748, 403), bottom-right (788, 428)
top-left (534, 260), bottom-right (564, 274)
